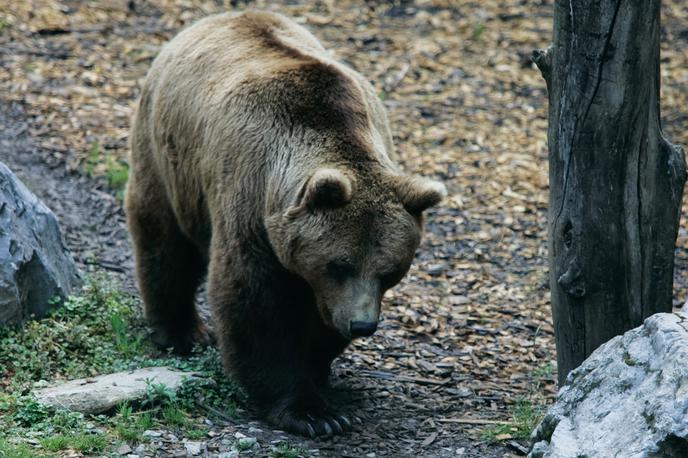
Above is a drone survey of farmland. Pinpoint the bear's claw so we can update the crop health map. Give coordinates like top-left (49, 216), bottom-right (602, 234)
top-left (326, 415), bottom-right (343, 434)
top-left (339, 415), bottom-right (352, 429)
top-left (274, 410), bottom-right (352, 437)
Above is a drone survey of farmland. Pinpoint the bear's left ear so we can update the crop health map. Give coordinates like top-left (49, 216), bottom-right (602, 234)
top-left (288, 168), bottom-right (355, 215)
top-left (395, 176), bottom-right (447, 214)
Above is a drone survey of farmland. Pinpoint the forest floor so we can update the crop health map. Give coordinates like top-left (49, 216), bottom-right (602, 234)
top-left (1, 1), bottom-right (687, 457)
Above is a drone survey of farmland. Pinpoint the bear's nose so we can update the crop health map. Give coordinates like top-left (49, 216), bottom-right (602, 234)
top-left (350, 321), bottom-right (378, 337)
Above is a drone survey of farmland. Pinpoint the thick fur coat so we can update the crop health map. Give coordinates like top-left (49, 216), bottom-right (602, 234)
top-left (126, 11), bottom-right (445, 436)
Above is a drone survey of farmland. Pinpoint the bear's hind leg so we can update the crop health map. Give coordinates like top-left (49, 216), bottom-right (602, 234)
top-left (126, 180), bottom-right (212, 355)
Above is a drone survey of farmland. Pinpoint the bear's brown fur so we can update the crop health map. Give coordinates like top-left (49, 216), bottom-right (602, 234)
top-left (125, 11), bottom-right (446, 437)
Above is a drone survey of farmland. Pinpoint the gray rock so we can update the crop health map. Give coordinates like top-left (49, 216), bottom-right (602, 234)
top-left (184, 441), bottom-right (204, 456)
top-left (0, 161), bottom-right (80, 325)
top-left (529, 312), bottom-right (688, 458)
top-left (34, 367), bottom-right (203, 414)
top-left (217, 452), bottom-right (239, 458)
top-left (237, 437), bottom-right (257, 449)
top-left (116, 444), bottom-right (132, 455)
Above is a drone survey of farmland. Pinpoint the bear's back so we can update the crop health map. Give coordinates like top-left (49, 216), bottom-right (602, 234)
top-left (140, 11), bottom-right (389, 167)
top-left (147, 11), bottom-right (347, 110)
top-left (166, 11), bottom-right (326, 78)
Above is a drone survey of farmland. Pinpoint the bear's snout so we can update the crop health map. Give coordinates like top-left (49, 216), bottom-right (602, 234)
top-left (320, 278), bottom-right (382, 340)
top-left (350, 320), bottom-right (378, 337)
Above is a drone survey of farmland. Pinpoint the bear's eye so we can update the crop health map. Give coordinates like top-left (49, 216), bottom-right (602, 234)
top-left (326, 260), bottom-right (357, 281)
top-left (379, 267), bottom-right (405, 290)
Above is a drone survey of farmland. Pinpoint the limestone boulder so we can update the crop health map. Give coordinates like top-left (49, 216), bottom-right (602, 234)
top-left (529, 312), bottom-right (688, 458)
top-left (35, 367), bottom-right (204, 414)
top-left (0, 161), bottom-right (80, 325)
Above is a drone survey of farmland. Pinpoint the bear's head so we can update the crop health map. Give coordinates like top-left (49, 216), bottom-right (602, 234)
top-left (267, 167), bottom-right (446, 340)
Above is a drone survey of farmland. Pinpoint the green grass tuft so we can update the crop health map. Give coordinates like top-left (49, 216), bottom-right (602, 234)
top-left (105, 155), bottom-right (129, 200)
top-left (0, 439), bottom-right (43, 458)
top-left (270, 444), bottom-right (309, 458)
top-left (481, 397), bottom-right (545, 442)
top-left (472, 21), bottom-right (486, 40)
top-left (0, 18), bottom-right (10, 35)
top-left (84, 141), bottom-right (100, 178)
top-left (481, 360), bottom-right (553, 442)
top-left (82, 142), bottom-right (129, 200)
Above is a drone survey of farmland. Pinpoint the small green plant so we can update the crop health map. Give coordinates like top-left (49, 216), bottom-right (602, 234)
top-left (83, 141), bottom-right (129, 200)
top-left (84, 141), bottom-right (100, 178)
top-left (117, 403), bottom-right (133, 422)
top-left (511, 398), bottom-right (544, 436)
top-left (270, 444), bottom-right (308, 458)
top-left (0, 439), bottom-right (37, 458)
top-left (185, 425), bottom-right (209, 440)
top-left (110, 311), bottom-right (143, 357)
top-left (39, 435), bottom-right (69, 452)
top-left (162, 405), bottom-right (188, 427)
top-left (0, 18), bottom-right (10, 34)
top-left (70, 432), bottom-right (108, 454)
top-left (114, 420), bottom-right (142, 442)
top-left (49, 409), bottom-right (86, 432)
top-left (480, 421), bottom-right (516, 442)
top-left (623, 351), bottom-right (637, 366)
top-left (482, 398), bottom-right (544, 441)
top-left (13, 398), bottom-right (50, 427)
top-left (105, 155), bottom-right (128, 187)
top-left (481, 359), bottom-right (553, 442)
top-left (532, 361), bottom-right (556, 380)
top-left (235, 437), bottom-right (256, 451)
top-left (136, 412), bottom-right (154, 431)
top-left (105, 155), bottom-right (129, 200)
top-left (113, 403), bottom-right (143, 442)
top-left (142, 381), bottom-right (177, 409)
top-left (472, 21), bottom-right (486, 40)
top-left (113, 406), bottom-right (161, 443)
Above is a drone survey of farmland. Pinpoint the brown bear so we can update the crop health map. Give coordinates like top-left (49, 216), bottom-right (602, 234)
top-left (125, 11), bottom-right (446, 437)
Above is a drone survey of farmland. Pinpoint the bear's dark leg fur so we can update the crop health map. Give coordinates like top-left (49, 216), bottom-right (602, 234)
top-left (308, 318), bottom-right (349, 387)
top-left (126, 174), bottom-right (213, 355)
top-left (208, 240), bottom-right (352, 437)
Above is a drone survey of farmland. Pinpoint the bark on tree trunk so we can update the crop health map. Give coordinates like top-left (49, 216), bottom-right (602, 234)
top-left (534, 0), bottom-right (687, 385)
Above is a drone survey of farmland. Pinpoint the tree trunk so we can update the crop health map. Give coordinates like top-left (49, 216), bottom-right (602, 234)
top-left (534, 0), bottom-right (687, 385)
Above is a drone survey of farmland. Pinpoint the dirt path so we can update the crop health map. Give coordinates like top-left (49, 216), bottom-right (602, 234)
top-left (1, 101), bottom-right (516, 457)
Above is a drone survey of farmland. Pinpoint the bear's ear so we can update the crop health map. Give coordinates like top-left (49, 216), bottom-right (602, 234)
top-left (289, 168), bottom-right (355, 215)
top-left (395, 176), bottom-right (447, 214)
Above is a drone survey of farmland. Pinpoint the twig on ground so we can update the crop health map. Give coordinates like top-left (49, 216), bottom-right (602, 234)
top-left (359, 369), bottom-right (448, 386)
top-left (507, 440), bottom-right (530, 455)
top-left (435, 417), bottom-right (510, 425)
top-left (97, 261), bottom-right (127, 273)
top-left (197, 400), bottom-right (241, 425)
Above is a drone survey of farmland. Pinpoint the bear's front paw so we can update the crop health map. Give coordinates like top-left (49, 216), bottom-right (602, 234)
top-left (269, 406), bottom-right (353, 438)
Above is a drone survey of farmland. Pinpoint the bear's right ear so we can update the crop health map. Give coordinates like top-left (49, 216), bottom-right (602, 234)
top-left (287, 168), bottom-right (355, 216)
top-left (394, 176), bottom-right (447, 215)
